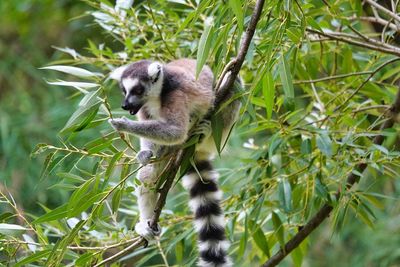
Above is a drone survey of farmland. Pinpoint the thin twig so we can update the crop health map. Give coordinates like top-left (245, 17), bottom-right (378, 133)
top-left (352, 105), bottom-right (390, 113)
top-left (350, 16), bottom-right (399, 32)
top-left (307, 28), bottom-right (400, 56)
top-left (156, 237), bottom-right (170, 267)
top-left (290, 71), bottom-right (373, 85)
top-left (262, 88), bottom-right (400, 267)
top-left (365, 0), bottom-right (400, 23)
top-left (93, 237), bottom-right (143, 267)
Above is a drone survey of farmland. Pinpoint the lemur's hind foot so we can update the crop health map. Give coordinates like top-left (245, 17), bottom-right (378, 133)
top-left (191, 119), bottom-right (212, 141)
top-left (136, 150), bottom-right (153, 165)
top-left (135, 220), bottom-right (161, 241)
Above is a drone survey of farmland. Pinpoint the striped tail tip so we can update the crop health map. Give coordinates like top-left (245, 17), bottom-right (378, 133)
top-left (182, 160), bottom-right (231, 267)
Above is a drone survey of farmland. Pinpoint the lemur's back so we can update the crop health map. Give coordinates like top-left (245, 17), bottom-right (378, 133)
top-left (164, 59), bottom-right (215, 116)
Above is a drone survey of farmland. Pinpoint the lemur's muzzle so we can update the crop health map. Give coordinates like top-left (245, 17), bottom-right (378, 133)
top-left (121, 96), bottom-right (143, 115)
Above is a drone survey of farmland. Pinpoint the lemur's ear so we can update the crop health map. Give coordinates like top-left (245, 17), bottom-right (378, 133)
top-left (109, 65), bottom-right (128, 81)
top-left (147, 62), bottom-right (162, 83)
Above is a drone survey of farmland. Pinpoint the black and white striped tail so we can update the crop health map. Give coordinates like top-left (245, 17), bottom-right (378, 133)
top-left (182, 160), bottom-right (231, 267)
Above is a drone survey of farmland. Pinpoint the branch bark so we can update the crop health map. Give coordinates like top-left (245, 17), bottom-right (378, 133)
top-left (262, 88), bottom-right (400, 267)
top-left (96, 0), bottom-right (266, 265)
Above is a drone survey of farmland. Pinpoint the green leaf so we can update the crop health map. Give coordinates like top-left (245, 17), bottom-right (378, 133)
top-left (360, 193), bottom-right (384, 209)
top-left (41, 65), bottom-right (103, 78)
top-left (103, 151), bottom-right (124, 188)
top-left (196, 17), bottom-right (214, 78)
top-left (112, 188), bottom-right (122, 214)
top-left (279, 179), bottom-right (292, 212)
top-left (175, 240), bottom-right (184, 264)
top-left (0, 212), bottom-right (14, 222)
top-left (68, 178), bottom-right (94, 212)
top-left (315, 176), bottom-right (329, 199)
top-left (33, 204), bottom-right (68, 224)
top-left (14, 249), bottom-right (52, 267)
top-left (60, 90), bottom-right (102, 134)
top-left (291, 245), bottom-right (303, 267)
top-left (306, 17), bottom-right (323, 32)
top-left (0, 223), bottom-right (28, 234)
top-left (228, 0), bottom-right (243, 32)
top-left (286, 28), bottom-right (302, 44)
top-left (75, 252), bottom-right (95, 266)
top-left (69, 192), bottom-right (107, 217)
top-left (268, 133), bottom-right (282, 158)
top-left (57, 172), bottom-right (85, 184)
top-left (211, 113), bottom-right (224, 154)
top-left (178, 144), bottom-right (196, 178)
top-left (39, 151), bottom-right (56, 179)
top-left (238, 213), bottom-right (248, 257)
top-left (279, 55), bottom-right (295, 99)
top-left (272, 212), bottom-right (285, 250)
top-left (46, 80), bottom-right (99, 89)
top-left (262, 71), bottom-right (275, 119)
top-left (316, 132), bottom-right (333, 158)
top-left (87, 139), bottom-right (113, 154)
top-left (300, 138), bottom-right (311, 155)
top-left (251, 221), bottom-right (270, 257)
top-left (350, 202), bottom-right (374, 228)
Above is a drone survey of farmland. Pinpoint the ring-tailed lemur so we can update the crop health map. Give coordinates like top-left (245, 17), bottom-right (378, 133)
top-left (109, 59), bottom-right (240, 267)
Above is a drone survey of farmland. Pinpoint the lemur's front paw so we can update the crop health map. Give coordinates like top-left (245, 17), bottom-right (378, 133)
top-left (108, 116), bottom-right (130, 131)
top-left (191, 119), bottom-right (212, 141)
top-left (137, 150), bottom-right (153, 165)
top-left (135, 220), bottom-right (161, 241)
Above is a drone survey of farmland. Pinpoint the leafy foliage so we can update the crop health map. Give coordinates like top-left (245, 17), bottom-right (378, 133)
top-left (1, 0), bottom-right (400, 266)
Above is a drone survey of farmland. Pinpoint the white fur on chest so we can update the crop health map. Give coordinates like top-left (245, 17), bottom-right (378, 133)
top-left (144, 97), bottom-right (162, 119)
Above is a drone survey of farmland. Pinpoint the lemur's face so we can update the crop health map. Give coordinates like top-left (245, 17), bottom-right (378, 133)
top-left (110, 60), bottom-right (163, 115)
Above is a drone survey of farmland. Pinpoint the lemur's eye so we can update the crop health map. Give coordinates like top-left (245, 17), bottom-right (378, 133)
top-left (135, 85), bottom-right (145, 95)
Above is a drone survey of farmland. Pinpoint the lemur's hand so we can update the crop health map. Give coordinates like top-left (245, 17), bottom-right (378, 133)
top-left (137, 150), bottom-right (153, 165)
top-left (108, 116), bottom-right (131, 132)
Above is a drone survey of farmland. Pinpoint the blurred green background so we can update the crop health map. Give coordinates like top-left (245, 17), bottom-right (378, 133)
top-left (1, 1), bottom-right (400, 266)
top-left (0, 0), bottom-right (98, 210)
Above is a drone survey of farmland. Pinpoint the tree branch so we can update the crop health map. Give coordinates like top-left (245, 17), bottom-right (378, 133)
top-left (365, 0), bottom-right (400, 23)
top-left (96, 0), bottom-right (266, 265)
top-left (307, 28), bottom-right (400, 56)
top-left (351, 16), bottom-right (400, 32)
top-left (262, 88), bottom-right (400, 267)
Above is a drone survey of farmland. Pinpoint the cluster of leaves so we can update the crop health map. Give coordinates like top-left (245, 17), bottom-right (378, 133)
top-left (1, 0), bottom-right (400, 266)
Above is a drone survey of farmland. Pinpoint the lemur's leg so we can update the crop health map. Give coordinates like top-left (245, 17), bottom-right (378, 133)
top-left (135, 163), bottom-right (161, 241)
top-left (109, 117), bottom-right (188, 145)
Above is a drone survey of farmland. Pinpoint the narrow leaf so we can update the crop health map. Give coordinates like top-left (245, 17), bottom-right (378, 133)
top-left (279, 56), bottom-right (295, 99)
top-left (228, 0), bottom-right (243, 32)
top-left (262, 71), bottom-right (275, 119)
top-left (316, 132), bottom-right (333, 158)
top-left (272, 212), bottom-right (285, 250)
top-left (196, 17), bottom-right (214, 78)
top-left (41, 65), bottom-right (103, 78)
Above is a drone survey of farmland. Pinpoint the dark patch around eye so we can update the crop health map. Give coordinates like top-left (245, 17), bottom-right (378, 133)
top-left (134, 85), bottom-right (145, 95)
top-left (121, 87), bottom-right (127, 95)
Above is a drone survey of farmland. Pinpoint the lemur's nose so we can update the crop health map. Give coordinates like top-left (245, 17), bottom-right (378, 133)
top-left (121, 103), bottom-right (129, 110)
